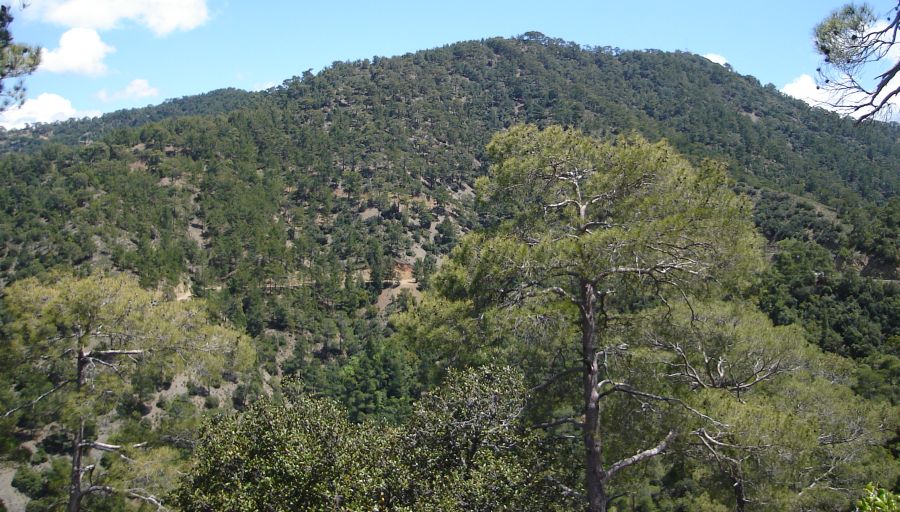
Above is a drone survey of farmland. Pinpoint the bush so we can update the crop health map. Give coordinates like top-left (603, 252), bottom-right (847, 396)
top-left (12, 466), bottom-right (44, 498)
top-left (204, 395), bottom-right (220, 409)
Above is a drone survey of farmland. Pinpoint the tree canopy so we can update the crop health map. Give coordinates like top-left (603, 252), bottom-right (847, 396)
top-left (1, 273), bottom-right (254, 511)
top-left (391, 125), bottom-right (895, 511)
top-left (0, 5), bottom-right (39, 111)
top-left (174, 366), bottom-right (563, 512)
top-left (0, 34), bottom-right (897, 511)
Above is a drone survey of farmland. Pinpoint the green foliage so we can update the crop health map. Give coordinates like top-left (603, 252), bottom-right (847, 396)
top-left (749, 188), bottom-right (847, 249)
top-left (12, 465), bottom-right (45, 498)
top-left (333, 337), bottom-right (419, 422)
top-left (0, 34), bottom-right (897, 510)
top-left (847, 197), bottom-right (900, 266)
top-left (758, 238), bottom-right (900, 364)
top-left (434, 215), bottom-right (458, 251)
top-left (393, 125), bottom-right (896, 510)
top-left (639, 302), bottom-right (897, 511)
top-left (176, 366), bottom-right (563, 511)
top-left (1, 272), bottom-right (254, 417)
top-left (857, 483), bottom-right (899, 512)
top-left (477, 124), bottom-right (764, 294)
top-left (0, 88), bottom-right (261, 150)
top-left (815, 4), bottom-right (877, 66)
top-left (436, 125), bottom-right (766, 510)
top-left (412, 253), bottom-right (437, 289)
top-left (175, 395), bottom-right (370, 511)
top-left (854, 353), bottom-right (900, 403)
top-left (0, 272), bottom-right (254, 510)
top-left (0, 37), bottom-right (896, 367)
top-left (398, 366), bottom-right (563, 511)
top-left (12, 457), bottom-right (69, 511)
top-left (0, 5), bottom-right (40, 111)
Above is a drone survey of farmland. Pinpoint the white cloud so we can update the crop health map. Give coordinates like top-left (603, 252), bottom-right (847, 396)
top-left (29, 0), bottom-right (209, 36)
top-left (0, 93), bottom-right (100, 130)
top-left (97, 78), bottom-right (159, 102)
top-left (40, 27), bottom-right (115, 75)
top-left (703, 53), bottom-right (728, 66)
top-left (781, 74), bottom-right (833, 107)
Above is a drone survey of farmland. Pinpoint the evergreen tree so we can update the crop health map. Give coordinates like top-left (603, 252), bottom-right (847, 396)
top-left (1, 273), bottom-right (254, 511)
top-left (0, 5), bottom-right (39, 111)
top-left (455, 124), bottom-right (761, 511)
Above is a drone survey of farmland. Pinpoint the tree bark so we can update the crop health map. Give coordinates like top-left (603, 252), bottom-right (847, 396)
top-left (733, 474), bottom-right (747, 512)
top-left (67, 417), bottom-right (84, 512)
top-left (581, 280), bottom-right (607, 512)
top-left (67, 349), bottom-right (87, 512)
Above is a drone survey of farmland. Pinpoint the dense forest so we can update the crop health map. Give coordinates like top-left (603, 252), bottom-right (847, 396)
top-left (0, 33), bottom-right (897, 511)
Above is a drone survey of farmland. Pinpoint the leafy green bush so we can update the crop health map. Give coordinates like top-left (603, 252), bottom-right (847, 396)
top-left (857, 483), bottom-right (899, 512)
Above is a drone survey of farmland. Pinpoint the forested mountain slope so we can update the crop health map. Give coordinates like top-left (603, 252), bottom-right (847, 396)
top-left (2, 33), bottom-right (896, 357)
top-left (0, 87), bottom-right (262, 150)
top-left (0, 33), bottom-right (897, 511)
top-left (5, 33), bottom-right (899, 279)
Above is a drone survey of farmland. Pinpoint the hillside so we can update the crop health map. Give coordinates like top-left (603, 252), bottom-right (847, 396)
top-left (1, 34), bottom-right (896, 352)
top-left (0, 34), bottom-right (897, 510)
top-left (0, 88), bottom-right (262, 150)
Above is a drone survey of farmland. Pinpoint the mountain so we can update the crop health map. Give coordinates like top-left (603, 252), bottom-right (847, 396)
top-left (2, 33), bottom-right (896, 351)
top-left (0, 87), bottom-right (263, 150)
top-left (0, 33), bottom-right (897, 510)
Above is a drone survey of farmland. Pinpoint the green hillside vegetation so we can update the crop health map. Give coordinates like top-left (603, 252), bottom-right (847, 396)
top-left (0, 34), bottom-right (897, 510)
top-left (0, 88), bottom-right (263, 150)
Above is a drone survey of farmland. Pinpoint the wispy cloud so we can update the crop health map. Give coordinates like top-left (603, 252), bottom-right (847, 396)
top-left (250, 81), bottom-right (277, 92)
top-left (97, 79), bottom-right (160, 102)
top-left (28, 0), bottom-right (209, 36)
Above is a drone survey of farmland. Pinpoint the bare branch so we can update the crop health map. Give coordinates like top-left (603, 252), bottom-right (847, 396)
top-left (83, 441), bottom-right (122, 452)
top-left (597, 381), bottom-right (727, 426)
top-left (82, 485), bottom-right (168, 511)
top-left (815, 3), bottom-right (900, 122)
top-left (2, 379), bottom-right (72, 417)
top-left (605, 430), bottom-right (676, 480)
top-left (83, 485), bottom-right (117, 496)
top-left (545, 475), bottom-right (583, 500)
top-left (532, 416), bottom-right (585, 429)
top-left (89, 349), bottom-right (145, 358)
top-left (528, 366), bottom-right (581, 393)
top-left (695, 429), bottom-right (743, 466)
top-left (85, 357), bottom-right (127, 380)
top-left (126, 490), bottom-right (168, 511)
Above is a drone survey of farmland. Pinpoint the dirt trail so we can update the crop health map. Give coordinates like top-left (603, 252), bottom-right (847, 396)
top-left (0, 463), bottom-right (29, 511)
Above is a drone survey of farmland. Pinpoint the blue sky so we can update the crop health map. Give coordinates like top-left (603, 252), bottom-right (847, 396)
top-left (1, 0), bottom-right (896, 129)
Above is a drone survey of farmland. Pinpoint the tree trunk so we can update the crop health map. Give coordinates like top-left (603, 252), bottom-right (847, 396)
top-left (67, 349), bottom-right (87, 512)
top-left (733, 473), bottom-right (747, 512)
top-left (581, 280), bottom-right (607, 512)
top-left (67, 418), bottom-right (84, 512)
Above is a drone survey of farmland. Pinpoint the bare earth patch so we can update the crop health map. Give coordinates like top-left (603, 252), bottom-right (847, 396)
top-left (0, 463), bottom-right (29, 511)
top-left (376, 262), bottom-right (421, 310)
top-left (360, 207), bottom-right (380, 220)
